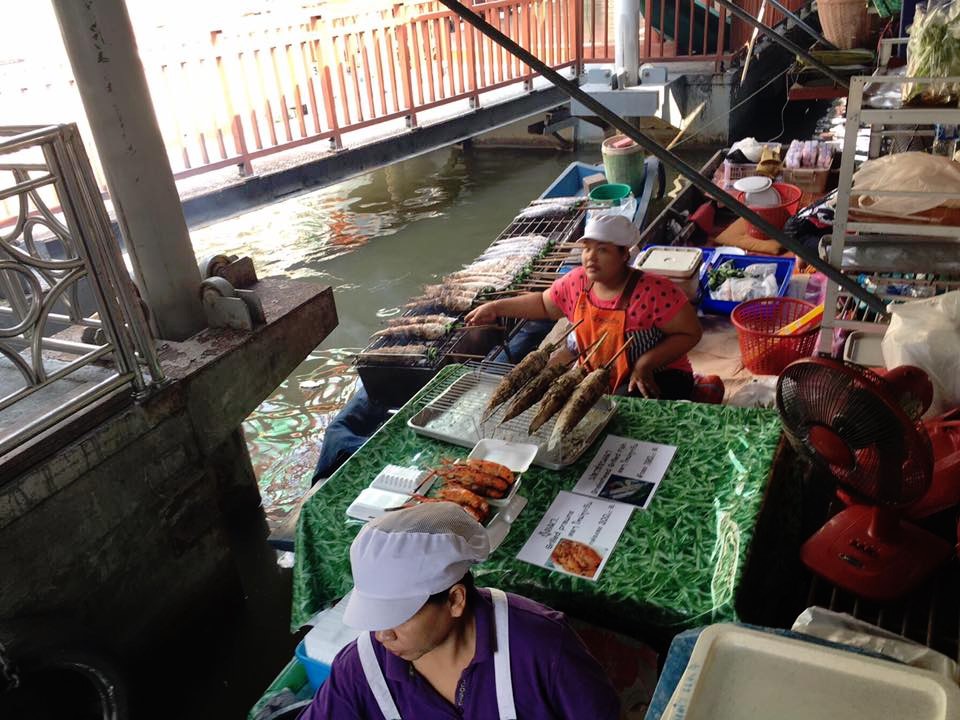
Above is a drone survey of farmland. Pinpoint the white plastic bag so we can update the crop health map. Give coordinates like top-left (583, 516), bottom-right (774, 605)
top-left (793, 606), bottom-right (958, 681)
top-left (728, 377), bottom-right (778, 408)
top-left (882, 291), bottom-right (960, 417)
top-left (714, 273), bottom-right (778, 302)
top-left (852, 153), bottom-right (960, 216)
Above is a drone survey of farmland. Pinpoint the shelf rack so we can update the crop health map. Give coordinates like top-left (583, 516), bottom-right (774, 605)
top-left (819, 74), bottom-right (960, 354)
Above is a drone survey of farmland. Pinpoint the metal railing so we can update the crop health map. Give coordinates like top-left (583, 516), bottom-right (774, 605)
top-left (0, 124), bottom-right (164, 458)
top-left (0, 0), bottom-right (809, 221)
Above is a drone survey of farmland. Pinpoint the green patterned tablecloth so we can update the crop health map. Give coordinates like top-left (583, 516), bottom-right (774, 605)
top-left (292, 365), bottom-right (782, 631)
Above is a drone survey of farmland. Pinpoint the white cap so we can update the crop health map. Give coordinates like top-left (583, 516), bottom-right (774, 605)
top-left (342, 503), bottom-right (490, 631)
top-left (582, 214), bottom-right (640, 248)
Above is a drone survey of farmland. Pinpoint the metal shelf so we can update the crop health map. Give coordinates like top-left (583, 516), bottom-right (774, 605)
top-left (819, 74), bottom-right (960, 354)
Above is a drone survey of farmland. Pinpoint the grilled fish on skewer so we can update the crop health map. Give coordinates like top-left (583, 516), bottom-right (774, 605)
top-left (386, 313), bottom-right (456, 327)
top-left (500, 363), bottom-right (569, 424)
top-left (499, 334), bottom-right (606, 425)
top-left (404, 293), bottom-right (475, 313)
top-left (370, 322), bottom-right (450, 341)
top-left (527, 365), bottom-right (588, 434)
top-left (482, 319), bottom-right (584, 419)
top-left (548, 338), bottom-right (635, 450)
top-left (525, 333), bottom-right (609, 433)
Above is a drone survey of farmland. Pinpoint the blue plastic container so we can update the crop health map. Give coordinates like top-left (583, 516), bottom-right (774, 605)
top-left (295, 639), bottom-right (332, 691)
top-left (699, 253), bottom-right (795, 315)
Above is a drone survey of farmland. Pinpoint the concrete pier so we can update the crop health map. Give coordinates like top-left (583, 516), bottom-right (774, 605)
top-left (0, 278), bottom-right (336, 659)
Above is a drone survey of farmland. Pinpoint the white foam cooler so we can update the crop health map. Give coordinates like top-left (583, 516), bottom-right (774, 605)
top-left (635, 246), bottom-right (703, 301)
top-left (663, 624), bottom-right (960, 720)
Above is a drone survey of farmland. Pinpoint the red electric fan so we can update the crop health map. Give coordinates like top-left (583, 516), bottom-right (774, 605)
top-left (776, 358), bottom-right (955, 601)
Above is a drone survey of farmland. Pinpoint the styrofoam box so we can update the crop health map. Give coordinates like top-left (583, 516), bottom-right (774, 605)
top-left (663, 624), bottom-right (960, 720)
top-left (468, 439), bottom-right (538, 473)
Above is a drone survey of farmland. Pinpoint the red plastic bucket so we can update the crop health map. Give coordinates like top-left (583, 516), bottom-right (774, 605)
top-left (736, 182), bottom-right (803, 240)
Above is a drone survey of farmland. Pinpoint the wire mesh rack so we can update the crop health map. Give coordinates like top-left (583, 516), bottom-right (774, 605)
top-left (832, 271), bottom-right (960, 330)
top-left (406, 361), bottom-right (617, 470)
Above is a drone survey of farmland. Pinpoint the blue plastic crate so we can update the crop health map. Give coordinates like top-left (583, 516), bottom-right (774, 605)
top-left (699, 253), bottom-right (795, 315)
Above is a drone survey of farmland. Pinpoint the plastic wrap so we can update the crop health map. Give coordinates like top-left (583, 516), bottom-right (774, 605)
top-left (292, 365), bottom-right (783, 630)
top-left (882, 290), bottom-right (960, 416)
top-left (792, 606), bottom-right (959, 680)
top-left (903, 0), bottom-right (960, 106)
top-left (852, 153), bottom-right (960, 215)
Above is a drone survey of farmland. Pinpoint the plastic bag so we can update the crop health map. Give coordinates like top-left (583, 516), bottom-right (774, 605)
top-left (727, 377), bottom-right (778, 408)
top-left (714, 273), bottom-right (778, 302)
top-left (903, 0), bottom-right (960, 106)
top-left (586, 195), bottom-right (637, 224)
top-left (881, 290), bottom-right (960, 417)
top-left (792, 606), bottom-right (959, 680)
top-left (851, 152), bottom-right (960, 216)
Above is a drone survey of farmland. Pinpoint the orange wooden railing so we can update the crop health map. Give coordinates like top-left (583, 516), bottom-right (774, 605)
top-left (136, 0), bottom-right (582, 182)
top-left (1, 0), bottom-right (809, 222)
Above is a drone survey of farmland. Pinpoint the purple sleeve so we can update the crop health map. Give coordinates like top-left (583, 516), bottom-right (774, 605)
top-left (548, 623), bottom-right (621, 719)
top-left (298, 645), bottom-right (366, 720)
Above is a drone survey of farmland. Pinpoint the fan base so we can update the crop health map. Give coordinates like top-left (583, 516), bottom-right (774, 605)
top-left (801, 506), bottom-right (953, 601)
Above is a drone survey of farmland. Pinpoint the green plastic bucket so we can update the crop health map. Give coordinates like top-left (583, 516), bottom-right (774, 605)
top-left (589, 183), bottom-right (633, 206)
top-left (602, 134), bottom-right (646, 195)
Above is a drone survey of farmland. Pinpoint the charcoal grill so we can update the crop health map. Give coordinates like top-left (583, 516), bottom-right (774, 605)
top-left (357, 204), bottom-right (586, 406)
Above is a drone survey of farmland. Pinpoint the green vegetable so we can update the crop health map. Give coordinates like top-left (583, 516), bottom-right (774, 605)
top-left (903, 1), bottom-right (960, 106)
top-left (708, 260), bottom-right (746, 291)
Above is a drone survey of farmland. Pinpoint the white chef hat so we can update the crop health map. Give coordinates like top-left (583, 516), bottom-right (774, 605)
top-left (342, 502), bottom-right (490, 631)
top-left (581, 213), bottom-right (640, 248)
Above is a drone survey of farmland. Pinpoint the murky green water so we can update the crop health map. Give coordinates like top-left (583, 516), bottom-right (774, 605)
top-left (189, 145), bottom-right (714, 521)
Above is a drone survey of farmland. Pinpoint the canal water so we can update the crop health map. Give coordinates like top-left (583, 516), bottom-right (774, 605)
top-left (190, 145), bottom-right (713, 523)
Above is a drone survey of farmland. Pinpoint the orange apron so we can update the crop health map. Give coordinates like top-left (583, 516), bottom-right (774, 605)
top-left (573, 270), bottom-right (641, 392)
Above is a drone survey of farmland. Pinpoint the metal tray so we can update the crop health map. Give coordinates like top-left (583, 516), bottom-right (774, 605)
top-left (407, 368), bottom-right (618, 470)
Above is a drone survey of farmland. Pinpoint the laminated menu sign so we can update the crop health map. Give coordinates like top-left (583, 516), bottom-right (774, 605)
top-left (516, 490), bottom-right (633, 582)
top-left (572, 434), bottom-right (676, 510)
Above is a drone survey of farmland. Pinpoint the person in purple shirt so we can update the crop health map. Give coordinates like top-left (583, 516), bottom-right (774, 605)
top-left (299, 502), bottom-right (620, 720)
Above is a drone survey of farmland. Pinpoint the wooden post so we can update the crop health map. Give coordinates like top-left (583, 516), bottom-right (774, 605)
top-left (465, 15), bottom-right (480, 108)
top-left (310, 16), bottom-right (342, 148)
top-left (394, 5), bottom-right (419, 127)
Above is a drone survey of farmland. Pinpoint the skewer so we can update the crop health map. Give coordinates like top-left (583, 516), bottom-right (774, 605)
top-left (546, 318), bottom-right (584, 351)
top-left (602, 336), bottom-right (636, 370)
top-left (581, 331), bottom-right (609, 363)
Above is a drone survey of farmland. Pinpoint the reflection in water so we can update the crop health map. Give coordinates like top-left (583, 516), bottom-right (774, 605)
top-left (240, 347), bottom-right (360, 523)
top-left (191, 146), bottom-right (714, 522)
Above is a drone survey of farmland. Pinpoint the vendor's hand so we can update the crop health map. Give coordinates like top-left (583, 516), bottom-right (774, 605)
top-left (628, 360), bottom-right (660, 398)
top-left (464, 301), bottom-right (499, 326)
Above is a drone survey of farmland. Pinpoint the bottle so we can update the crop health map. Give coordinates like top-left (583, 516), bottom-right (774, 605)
top-left (933, 124), bottom-right (958, 156)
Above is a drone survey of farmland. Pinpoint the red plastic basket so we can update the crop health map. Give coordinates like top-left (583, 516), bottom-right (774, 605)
top-left (731, 297), bottom-right (821, 375)
top-left (735, 182), bottom-right (803, 239)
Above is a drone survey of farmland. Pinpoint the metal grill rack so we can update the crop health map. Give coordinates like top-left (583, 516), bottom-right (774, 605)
top-left (356, 203), bottom-right (586, 405)
top-left (819, 233), bottom-right (960, 333)
top-left (406, 361), bottom-right (617, 470)
top-left (804, 563), bottom-right (960, 664)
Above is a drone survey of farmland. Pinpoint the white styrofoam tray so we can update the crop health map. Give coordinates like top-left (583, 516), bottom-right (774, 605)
top-left (663, 624), bottom-right (960, 720)
top-left (468, 439), bottom-right (539, 473)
